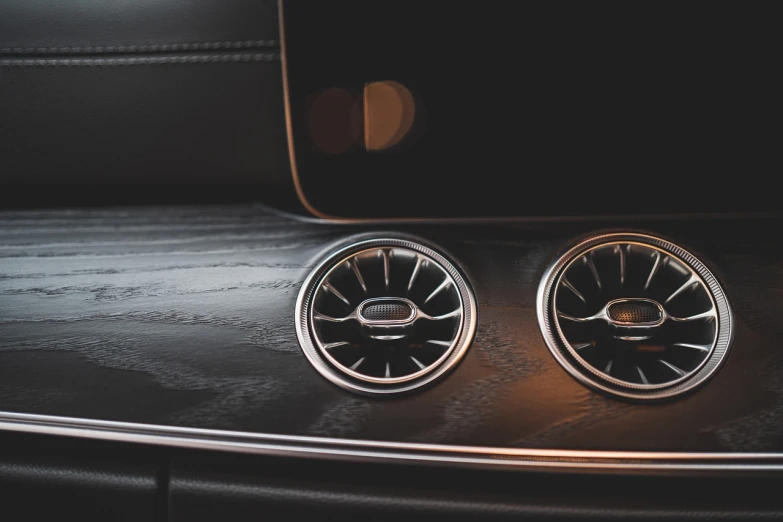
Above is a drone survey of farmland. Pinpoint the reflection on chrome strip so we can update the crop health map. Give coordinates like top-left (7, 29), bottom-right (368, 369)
top-left (1, 410), bottom-right (783, 472)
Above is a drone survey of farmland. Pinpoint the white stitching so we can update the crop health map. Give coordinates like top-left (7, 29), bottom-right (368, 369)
top-left (0, 53), bottom-right (280, 67)
top-left (0, 40), bottom-right (279, 54)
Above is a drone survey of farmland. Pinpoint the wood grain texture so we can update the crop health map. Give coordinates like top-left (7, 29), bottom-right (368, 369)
top-left (1, 206), bottom-right (782, 452)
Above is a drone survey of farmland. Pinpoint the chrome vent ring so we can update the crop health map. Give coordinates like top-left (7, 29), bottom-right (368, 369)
top-left (296, 237), bottom-right (477, 395)
top-left (537, 233), bottom-right (733, 400)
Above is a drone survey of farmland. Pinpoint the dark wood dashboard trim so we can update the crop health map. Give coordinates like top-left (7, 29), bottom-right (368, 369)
top-left (2, 411), bottom-right (783, 474)
top-left (3, 207), bottom-right (783, 469)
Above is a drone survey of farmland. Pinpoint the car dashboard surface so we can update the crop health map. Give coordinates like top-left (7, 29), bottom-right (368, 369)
top-left (2, 1), bottom-right (783, 520)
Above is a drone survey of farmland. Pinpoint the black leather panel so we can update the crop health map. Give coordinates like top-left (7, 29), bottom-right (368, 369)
top-left (0, 0), bottom-right (293, 208)
top-left (0, 0), bottom-right (278, 53)
top-left (0, 56), bottom-right (289, 201)
top-left (169, 455), bottom-right (783, 521)
top-left (4, 432), bottom-right (783, 521)
top-left (0, 432), bottom-right (159, 521)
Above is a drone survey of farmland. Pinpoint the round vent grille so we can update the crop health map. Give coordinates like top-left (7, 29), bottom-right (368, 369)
top-left (537, 233), bottom-right (733, 400)
top-left (296, 237), bottom-right (477, 395)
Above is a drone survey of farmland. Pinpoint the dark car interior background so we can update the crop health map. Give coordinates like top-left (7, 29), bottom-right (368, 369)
top-left (2, 1), bottom-right (782, 520)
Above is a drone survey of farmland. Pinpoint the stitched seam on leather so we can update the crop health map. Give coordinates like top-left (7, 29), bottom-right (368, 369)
top-left (0, 40), bottom-right (280, 55)
top-left (0, 53), bottom-right (280, 67)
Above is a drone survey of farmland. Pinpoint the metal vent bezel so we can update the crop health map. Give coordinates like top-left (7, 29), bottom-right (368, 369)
top-left (537, 232), bottom-right (733, 401)
top-left (296, 237), bottom-right (477, 395)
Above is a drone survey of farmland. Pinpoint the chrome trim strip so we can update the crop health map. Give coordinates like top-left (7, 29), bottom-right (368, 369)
top-left (278, 0), bottom-right (324, 219)
top-left (2, 410), bottom-right (783, 473)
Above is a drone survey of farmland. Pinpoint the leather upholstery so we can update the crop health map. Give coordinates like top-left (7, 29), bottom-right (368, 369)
top-left (0, 0), bottom-right (290, 207)
top-left (0, 0), bottom-right (279, 52)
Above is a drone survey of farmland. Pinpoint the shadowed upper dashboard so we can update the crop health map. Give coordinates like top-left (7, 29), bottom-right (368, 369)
top-left (283, 1), bottom-right (782, 218)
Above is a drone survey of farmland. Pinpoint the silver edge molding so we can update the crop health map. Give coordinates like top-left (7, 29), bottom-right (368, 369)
top-left (278, 0), bottom-right (330, 220)
top-left (2, 410), bottom-right (783, 473)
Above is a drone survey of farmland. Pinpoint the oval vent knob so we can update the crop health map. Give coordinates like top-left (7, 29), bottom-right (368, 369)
top-left (537, 233), bottom-right (733, 400)
top-left (296, 237), bottom-right (477, 395)
top-left (359, 299), bottom-right (416, 323)
top-left (606, 299), bottom-right (663, 325)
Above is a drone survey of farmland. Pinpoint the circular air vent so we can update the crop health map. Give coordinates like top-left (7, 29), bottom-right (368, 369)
top-left (296, 237), bottom-right (477, 395)
top-left (537, 233), bottom-right (733, 400)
